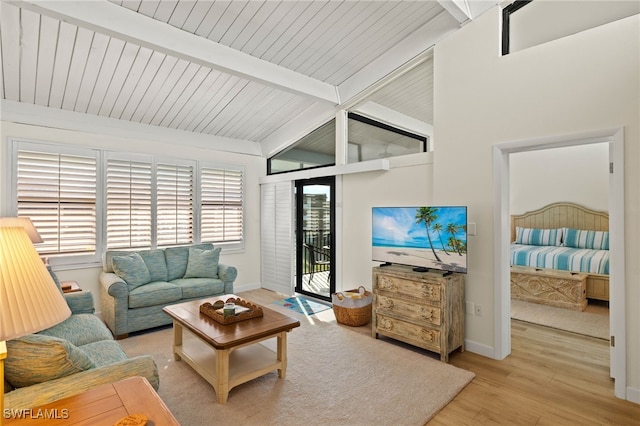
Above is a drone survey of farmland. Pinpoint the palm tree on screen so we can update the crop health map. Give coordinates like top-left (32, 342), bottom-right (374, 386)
top-left (415, 207), bottom-right (441, 262)
top-left (446, 223), bottom-right (464, 255)
top-left (432, 222), bottom-right (450, 255)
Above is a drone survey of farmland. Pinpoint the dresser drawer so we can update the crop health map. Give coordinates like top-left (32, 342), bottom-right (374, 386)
top-left (375, 314), bottom-right (441, 352)
top-left (375, 295), bottom-right (441, 326)
top-left (376, 274), bottom-right (442, 303)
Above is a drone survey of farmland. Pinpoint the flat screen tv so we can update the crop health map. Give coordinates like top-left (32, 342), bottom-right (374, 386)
top-left (372, 206), bottom-right (467, 274)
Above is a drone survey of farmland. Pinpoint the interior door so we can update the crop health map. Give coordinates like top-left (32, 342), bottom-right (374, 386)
top-left (295, 176), bottom-right (335, 302)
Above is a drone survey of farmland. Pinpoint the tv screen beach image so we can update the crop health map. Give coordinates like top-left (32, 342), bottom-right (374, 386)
top-left (372, 206), bottom-right (467, 273)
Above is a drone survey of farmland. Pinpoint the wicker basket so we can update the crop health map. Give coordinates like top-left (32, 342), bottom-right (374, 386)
top-left (332, 286), bottom-right (372, 327)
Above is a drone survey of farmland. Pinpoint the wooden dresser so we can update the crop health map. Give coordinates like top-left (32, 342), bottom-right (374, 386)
top-left (371, 265), bottom-right (465, 362)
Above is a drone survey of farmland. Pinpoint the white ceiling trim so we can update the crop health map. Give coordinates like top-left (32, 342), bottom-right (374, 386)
top-left (437, 0), bottom-right (472, 23)
top-left (8, 0), bottom-right (340, 104)
top-left (352, 101), bottom-right (433, 140)
top-left (1, 100), bottom-right (263, 156)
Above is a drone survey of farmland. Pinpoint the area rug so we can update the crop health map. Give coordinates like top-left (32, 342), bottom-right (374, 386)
top-left (273, 296), bottom-right (331, 315)
top-left (511, 299), bottom-right (609, 340)
top-left (119, 302), bottom-right (474, 425)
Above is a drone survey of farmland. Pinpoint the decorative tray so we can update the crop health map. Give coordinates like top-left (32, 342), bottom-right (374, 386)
top-left (200, 297), bottom-right (264, 325)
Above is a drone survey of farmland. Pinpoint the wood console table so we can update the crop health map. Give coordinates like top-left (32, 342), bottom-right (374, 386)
top-left (3, 377), bottom-right (179, 425)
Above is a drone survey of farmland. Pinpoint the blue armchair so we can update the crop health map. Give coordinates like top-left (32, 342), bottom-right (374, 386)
top-left (3, 267), bottom-right (159, 410)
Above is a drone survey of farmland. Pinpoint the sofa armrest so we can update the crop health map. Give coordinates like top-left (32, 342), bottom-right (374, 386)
top-left (64, 291), bottom-right (95, 315)
top-left (4, 355), bottom-right (159, 410)
top-left (99, 271), bottom-right (129, 298)
top-left (218, 264), bottom-right (237, 293)
top-left (99, 272), bottom-right (130, 338)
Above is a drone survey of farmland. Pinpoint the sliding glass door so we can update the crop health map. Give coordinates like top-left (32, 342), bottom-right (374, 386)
top-left (295, 177), bottom-right (335, 302)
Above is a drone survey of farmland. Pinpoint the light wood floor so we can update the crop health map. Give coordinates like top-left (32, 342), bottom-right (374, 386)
top-left (240, 289), bottom-right (639, 425)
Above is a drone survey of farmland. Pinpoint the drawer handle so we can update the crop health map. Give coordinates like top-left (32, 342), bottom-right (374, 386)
top-left (421, 284), bottom-right (436, 298)
top-left (378, 317), bottom-right (393, 331)
top-left (420, 329), bottom-right (437, 343)
top-left (381, 298), bottom-right (394, 310)
top-left (378, 276), bottom-right (395, 291)
top-left (420, 307), bottom-right (434, 321)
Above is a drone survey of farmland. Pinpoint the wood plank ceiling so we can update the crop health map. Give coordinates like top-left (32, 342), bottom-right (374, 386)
top-left (0, 1), bottom-right (488, 155)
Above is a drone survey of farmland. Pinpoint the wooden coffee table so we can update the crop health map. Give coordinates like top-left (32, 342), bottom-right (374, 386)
top-left (162, 294), bottom-right (300, 404)
top-left (3, 376), bottom-right (179, 425)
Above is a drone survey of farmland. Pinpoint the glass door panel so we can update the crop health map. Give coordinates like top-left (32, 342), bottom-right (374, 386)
top-left (295, 177), bottom-right (335, 301)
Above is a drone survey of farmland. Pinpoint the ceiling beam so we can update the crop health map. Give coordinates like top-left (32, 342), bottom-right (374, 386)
top-left (437, 0), bottom-right (472, 23)
top-left (8, 0), bottom-right (339, 104)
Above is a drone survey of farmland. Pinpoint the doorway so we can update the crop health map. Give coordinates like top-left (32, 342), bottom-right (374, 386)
top-left (493, 128), bottom-right (626, 398)
top-left (295, 176), bottom-right (335, 302)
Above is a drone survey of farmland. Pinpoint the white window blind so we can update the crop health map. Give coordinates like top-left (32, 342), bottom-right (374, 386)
top-left (106, 157), bottom-right (152, 249)
top-left (156, 162), bottom-right (194, 247)
top-left (200, 166), bottom-right (243, 244)
top-left (16, 148), bottom-right (97, 255)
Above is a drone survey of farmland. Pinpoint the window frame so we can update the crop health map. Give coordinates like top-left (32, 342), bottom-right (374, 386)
top-left (9, 139), bottom-right (103, 268)
top-left (7, 139), bottom-right (246, 268)
top-left (199, 161), bottom-right (246, 252)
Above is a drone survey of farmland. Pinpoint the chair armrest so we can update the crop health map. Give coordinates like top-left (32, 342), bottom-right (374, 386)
top-left (4, 355), bottom-right (159, 410)
top-left (99, 271), bottom-right (128, 298)
top-left (64, 291), bottom-right (95, 315)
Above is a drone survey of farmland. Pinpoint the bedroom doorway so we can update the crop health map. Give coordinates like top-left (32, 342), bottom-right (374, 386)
top-left (493, 128), bottom-right (626, 399)
top-left (509, 145), bottom-right (610, 340)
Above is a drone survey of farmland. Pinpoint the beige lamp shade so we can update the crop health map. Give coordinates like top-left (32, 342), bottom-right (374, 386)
top-left (0, 220), bottom-right (71, 341)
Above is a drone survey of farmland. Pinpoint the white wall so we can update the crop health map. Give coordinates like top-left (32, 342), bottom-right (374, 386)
top-left (0, 121), bottom-right (264, 315)
top-left (341, 153), bottom-right (433, 291)
top-left (434, 8), bottom-right (638, 396)
top-left (510, 143), bottom-right (609, 214)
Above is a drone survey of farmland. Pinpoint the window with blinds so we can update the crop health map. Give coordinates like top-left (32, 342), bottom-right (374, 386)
top-left (200, 166), bottom-right (243, 244)
top-left (16, 148), bottom-right (97, 255)
top-left (11, 140), bottom-right (246, 260)
top-left (106, 156), bottom-right (152, 249)
top-left (156, 162), bottom-right (194, 247)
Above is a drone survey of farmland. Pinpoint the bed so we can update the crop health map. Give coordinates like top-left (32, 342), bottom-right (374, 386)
top-left (510, 202), bottom-right (610, 310)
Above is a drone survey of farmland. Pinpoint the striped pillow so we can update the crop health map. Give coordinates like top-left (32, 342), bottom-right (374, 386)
top-left (563, 228), bottom-right (609, 250)
top-left (515, 227), bottom-right (563, 246)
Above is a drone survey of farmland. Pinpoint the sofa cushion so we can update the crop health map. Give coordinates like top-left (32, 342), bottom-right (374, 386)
top-left (79, 340), bottom-right (129, 367)
top-left (171, 277), bottom-right (226, 299)
top-left (184, 247), bottom-right (221, 279)
top-left (5, 334), bottom-right (95, 388)
top-left (128, 281), bottom-right (182, 309)
top-left (165, 243), bottom-right (214, 281)
top-left (112, 253), bottom-right (151, 290)
top-left (38, 314), bottom-right (114, 347)
top-left (138, 249), bottom-right (169, 282)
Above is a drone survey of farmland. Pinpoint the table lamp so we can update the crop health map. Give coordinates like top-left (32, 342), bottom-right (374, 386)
top-left (0, 218), bottom-right (71, 424)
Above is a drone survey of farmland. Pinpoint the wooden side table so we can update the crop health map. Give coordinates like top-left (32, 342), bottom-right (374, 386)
top-left (61, 280), bottom-right (81, 294)
top-left (3, 376), bottom-right (179, 425)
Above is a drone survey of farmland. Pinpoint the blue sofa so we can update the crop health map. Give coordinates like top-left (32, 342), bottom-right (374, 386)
top-left (100, 243), bottom-right (237, 338)
top-left (4, 270), bottom-right (159, 410)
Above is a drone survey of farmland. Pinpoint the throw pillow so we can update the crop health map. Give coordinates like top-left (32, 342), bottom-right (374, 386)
top-left (515, 227), bottom-right (562, 246)
top-left (183, 247), bottom-right (222, 279)
top-left (112, 253), bottom-right (151, 290)
top-left (563, 228), bottom-right (609, 250)
top-left (138, 249), bottom-right (169, 282)
top-left (5, 334), bottom-right (95, 388)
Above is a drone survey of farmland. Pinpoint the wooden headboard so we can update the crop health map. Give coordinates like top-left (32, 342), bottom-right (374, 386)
top-left (510, 202), bottom-right (609, 242)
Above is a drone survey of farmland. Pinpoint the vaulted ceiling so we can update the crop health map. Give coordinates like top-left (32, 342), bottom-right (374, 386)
top-left (0, 1), bottom-right (498, 156)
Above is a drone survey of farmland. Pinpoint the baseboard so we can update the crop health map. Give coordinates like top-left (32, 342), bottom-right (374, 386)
top-left (627, 386), bottom-right (640, 404)
top-left (464, 339), bottom-right (495, 359)
top-left (233, 282), bottom-right (261, 293)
